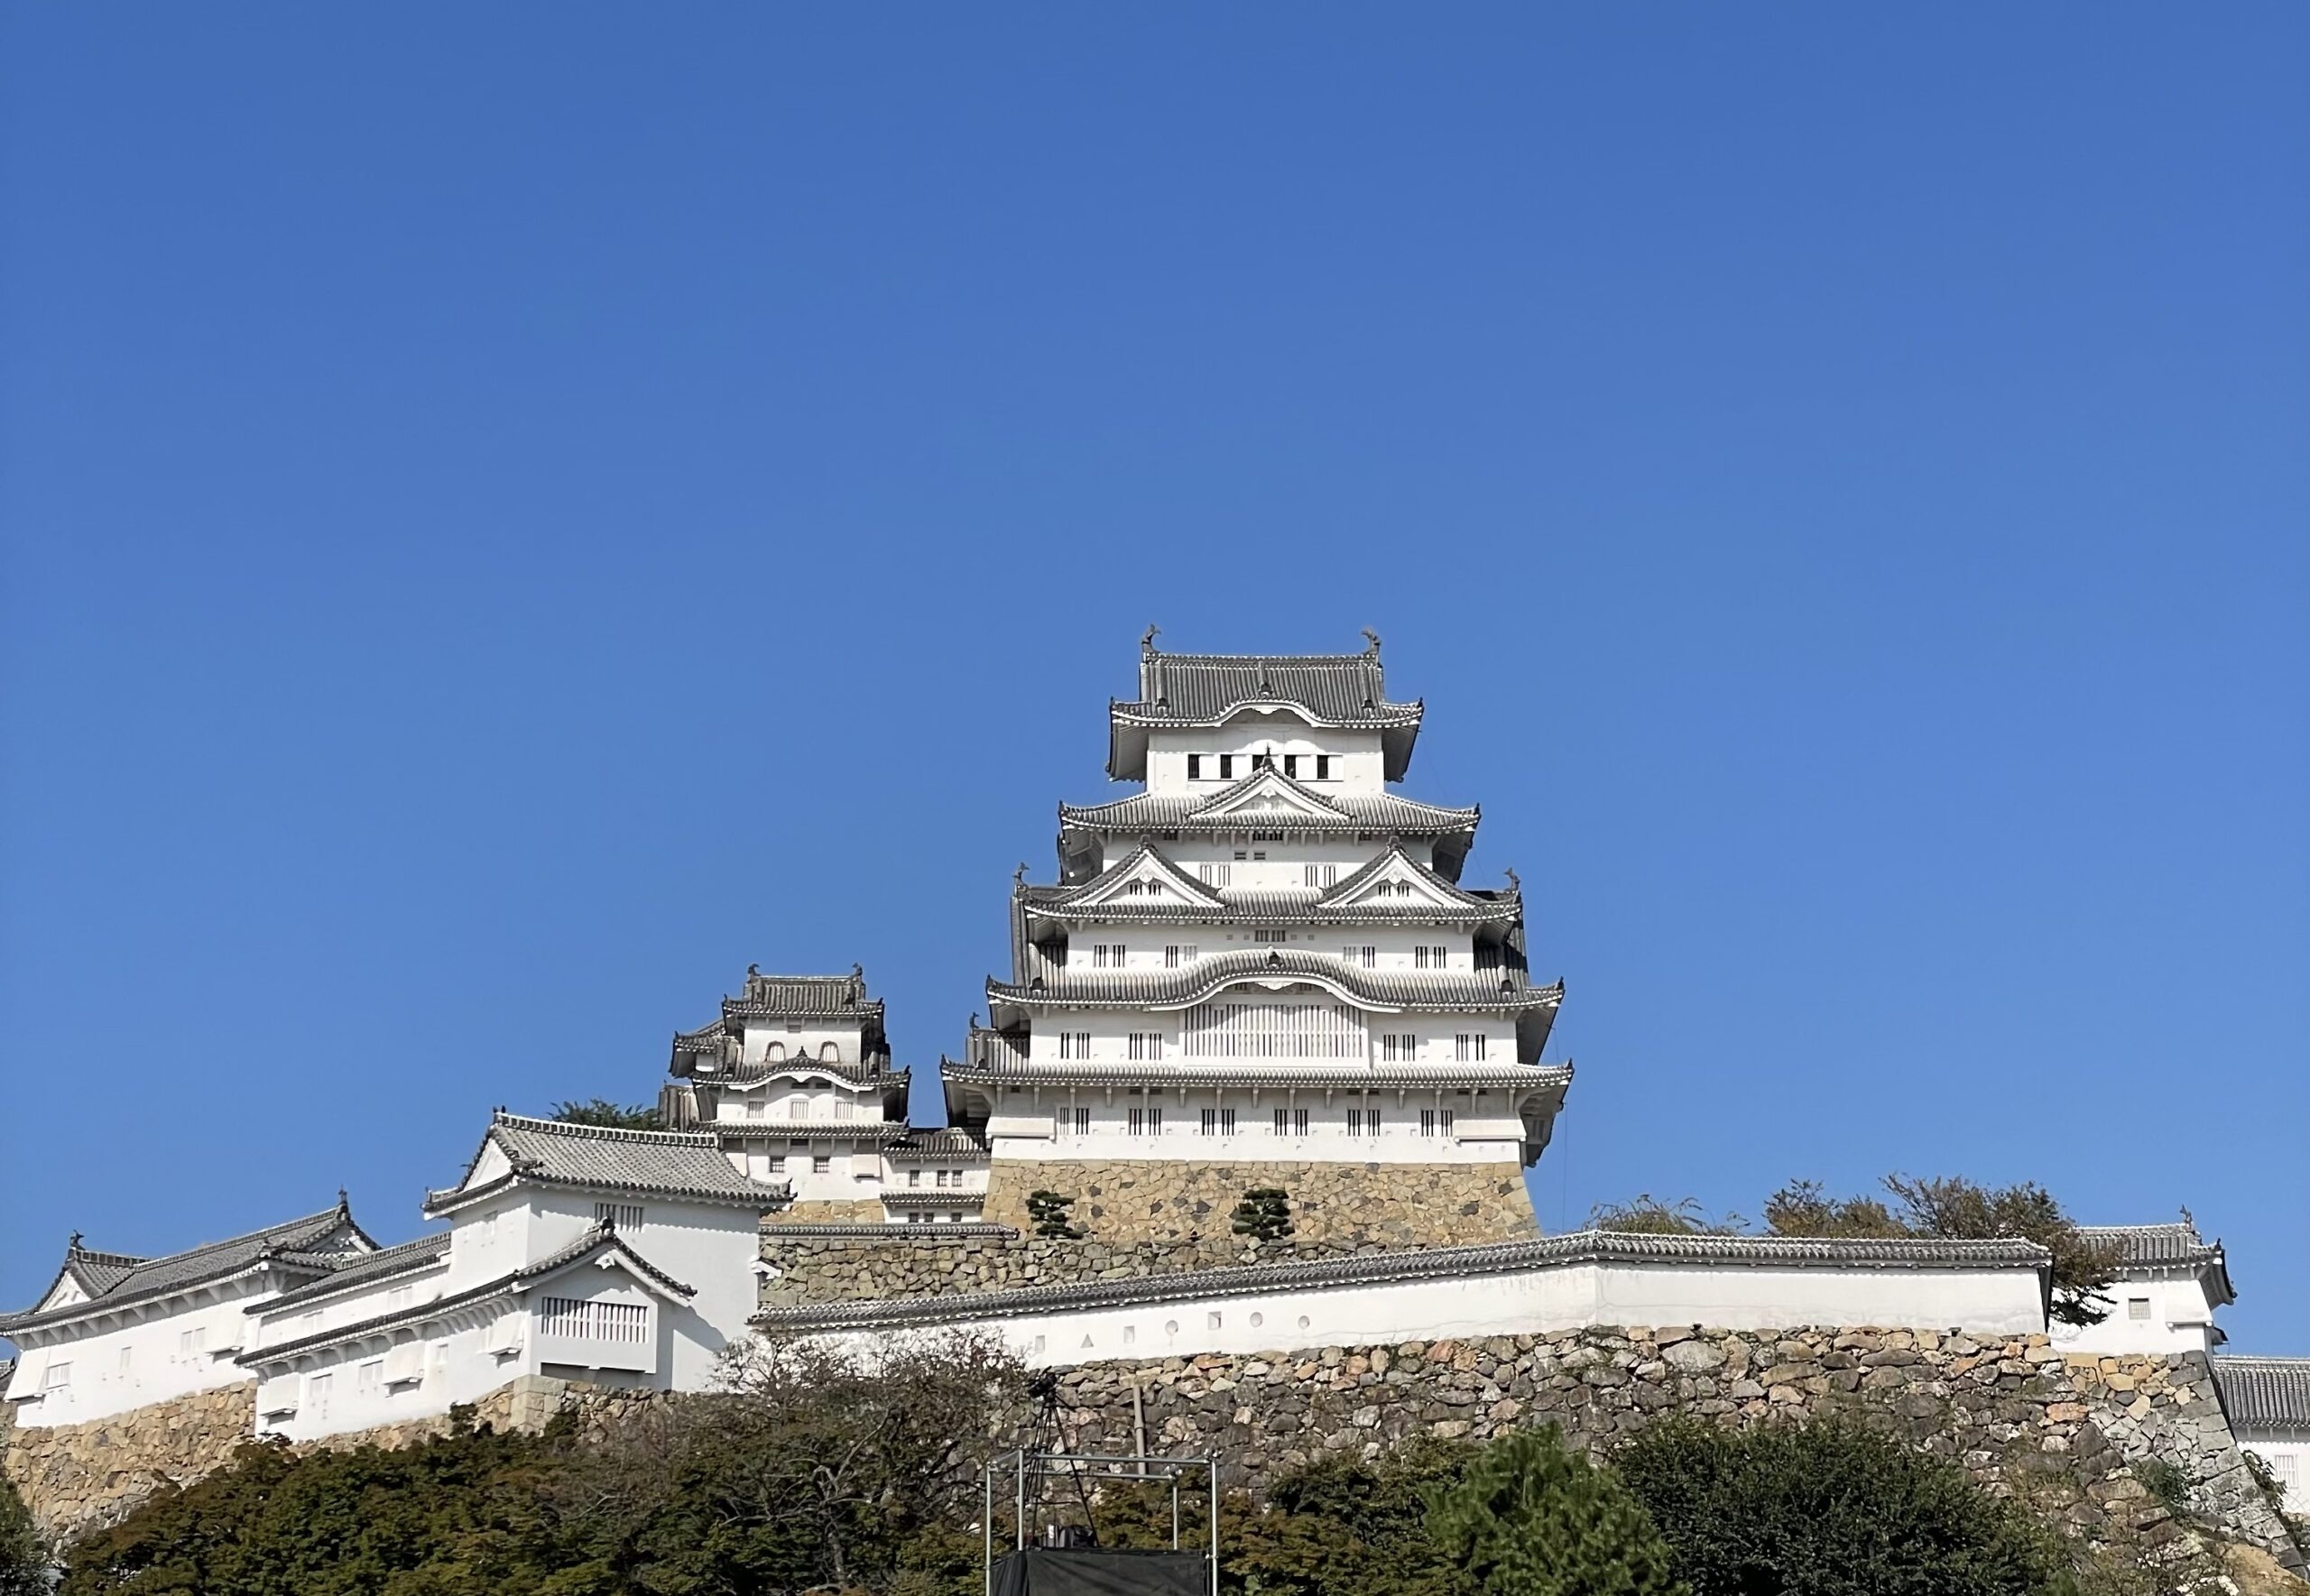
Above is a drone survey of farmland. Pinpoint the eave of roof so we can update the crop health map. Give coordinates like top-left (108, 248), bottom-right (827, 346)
top-left (248, 1234), bottom-right (454, 1316)
top-left (1058, 774), bottom-right (1477, 837)
top-left (940, 1058), bottom-right (1574, 1093)
top-left (2213, 1356), bottom-right (2310, 1433)
top-left (987, 953), bottom-right (1565, 1014)
top-left (423, 1112), bottom-right (790, 1217)
top-left (753, 1230), bottom-right (2051, 1333)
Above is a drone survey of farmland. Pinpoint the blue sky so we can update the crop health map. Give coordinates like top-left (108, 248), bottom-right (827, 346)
top-left (4, 8), bottom-right (2304, 1348)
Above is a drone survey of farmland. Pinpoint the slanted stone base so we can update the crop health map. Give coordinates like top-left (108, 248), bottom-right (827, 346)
top-left (0, 1374), bottom-right (634, 1547)
top-left (1, 1381), bottom-right (257, 1545)
top-left (764, 1199), bottom-right (890, 1224)
top-left (981, 1159), bottom-right (1537, 1246)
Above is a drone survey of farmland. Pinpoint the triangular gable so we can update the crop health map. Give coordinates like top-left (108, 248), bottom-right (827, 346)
top-left (33, 1270), bottom-right (88, 1314)
top-left (521, 1235), bottom-right (696, 1304)
top-left (1056, 845), bottom-right (1225, 910)
top-left (1317, 846), bottom-right (1485, 911)
top-left (464, 1138), bottom-right (516, 1193)
top-left (1187, 768), bottom-right (1350, 825)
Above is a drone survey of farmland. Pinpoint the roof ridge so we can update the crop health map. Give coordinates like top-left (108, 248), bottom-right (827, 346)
top-left (491, 1110), bottom-right (720, 1148)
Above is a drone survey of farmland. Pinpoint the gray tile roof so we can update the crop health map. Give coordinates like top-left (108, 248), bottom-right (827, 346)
top-left (725, 967), bottom-right (882, 1020)
top-left (242, 1223), bottom-right (693, 1367)
top-left (886, 1127), bottom-right (993, 1161)
top-left (423, 1112), bottom-right (789, 1215)
top-left (1118, 646), bottom-right (1418, 729)
top-left (1022, 845), bottom-right (1519, 928)
top-left (754, 1229), bottom-right (2052, 1333)
top-left (2076, 1220), bottom-right (2233, 1304)
top-left (2077, 1221), bottom-right (2222, 1267)
top-left (988, 950), bottom-right (1564, 1014)
top-left (1059, 780), bottom-right (1477, 838)
top-left (2214, 1357), bottom-right (2310, 1434)
top-left (254, 1232), bottom-right (452, 1314)
top-left (2, 1202), bottom-right (374, 1334)
top-left (1107, 641), bottom-right (1424, 780)
top-left (941, 1054), bottom-right (1574, 1093)
top-left (757, 1222), bottom-right (1021, 1241)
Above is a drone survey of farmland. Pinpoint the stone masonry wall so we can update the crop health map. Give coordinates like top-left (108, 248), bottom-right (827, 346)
top-left (0, 1375), bottom-right (607, 1547)
top-left (980, 1159), bottom-right (1536, 1246)
top-left (1046, 1326), bottom-right (2303, 1570)
top-left (759, 1230), bottom-right (1410, 1307)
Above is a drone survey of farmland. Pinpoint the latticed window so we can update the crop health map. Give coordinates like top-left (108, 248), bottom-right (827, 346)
top-left (1127, 1032), bottom-right (1163, 1061)
top-left (1454, 1034), bottom-right (1488, 1062)
top-left (1164, 945), bottom-right (1198, 968)
top-left (1302, 863), bottom-right (1337, 888)
top-left (1057, 1031), bottom-right (1093, 1060)
top-left (1419, 1109), bottom-right (1457, 1138)
top-left (1340, 945), bottom-right (1377, 968)
top-left (594, 1202), bottom-right (644, 1231)
top-left (1381, 1033), bottom-right (1418, 1063)
top-left (540, 1297), bottom-right (649, 1343)
top-left (1183, 999), bottom-right (1366, 1060)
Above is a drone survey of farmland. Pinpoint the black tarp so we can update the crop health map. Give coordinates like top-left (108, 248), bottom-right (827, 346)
top-left (988, 1548), bottom-right (1210, 1596)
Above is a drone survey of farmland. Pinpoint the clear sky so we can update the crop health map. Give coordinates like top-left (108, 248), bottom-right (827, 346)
top-left (4, 8), bottom-right (2304, 1350)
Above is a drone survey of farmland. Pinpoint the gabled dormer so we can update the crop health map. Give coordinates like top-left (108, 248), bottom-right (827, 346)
top-left (1318, 845), bottom-right (1493, 914)
top-left (1052, 844), bottom-right (1227, 912)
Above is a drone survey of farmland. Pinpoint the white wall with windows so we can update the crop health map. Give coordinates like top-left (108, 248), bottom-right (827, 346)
top-left (2049, 1269), bottom-right (2227, 1354)
top-left (1142, 722), bottom-right (1389, 796)
top-left (4, 1274), bottom-right (299, 1429)
top-left (980, 1077), bottom-right (1538, 1165)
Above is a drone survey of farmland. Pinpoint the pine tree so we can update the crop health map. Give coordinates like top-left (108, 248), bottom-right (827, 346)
top-left (1425, 1426), bottom-right (1686, 1596)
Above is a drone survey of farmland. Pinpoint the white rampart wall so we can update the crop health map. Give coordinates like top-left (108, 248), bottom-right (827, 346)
top-left (812, 1259), bottom-right (2049, 1370)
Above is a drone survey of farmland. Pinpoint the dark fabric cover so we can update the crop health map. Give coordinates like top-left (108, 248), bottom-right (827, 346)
top-left (990, 1548), bottom-right (1210, 1596)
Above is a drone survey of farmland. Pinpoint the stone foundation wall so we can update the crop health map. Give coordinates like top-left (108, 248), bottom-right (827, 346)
top-left (1046, 1327), bottom-right (2302, 1570)
top-left (759, 1230), bottom-right (1413, 1306)
top-left (766, 1198), bottom-right (891, 1224)
top-left (1, 1381), bottom-right (258, 1545)
top-left (0, 1374), bottom-right (621, 1547)
top-left (980, 1159), bottom-right (1536, 1246)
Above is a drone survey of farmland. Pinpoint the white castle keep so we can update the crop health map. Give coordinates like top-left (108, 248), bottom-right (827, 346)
top-left (1, 637), bottom-right (2287, 1469)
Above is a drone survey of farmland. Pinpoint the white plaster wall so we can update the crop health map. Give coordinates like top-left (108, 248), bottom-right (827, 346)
top-left (247, 1260), bottom-right (449, 1354)
top-left (5, 1275), bottom-right (284, 1428)
top-left (254, 1314), bottom-right (513, 1444)
top-left (1105, 837), bottom-right (1435, 880)
top-left (447, 1192), bottom-right (535, 1290)
top-left (1143, 725), bottom-right (1387, 796)
top-left (739, 1020), bottom-right (868, 1066)
top-left (2049, 1272), bottom-right (2222, 1355)
top-left (1022, 1009), bottom-right (1509, 1070)
top-left (1059, 927), bottom-right (1478, 974)
top-left (824, 1260), bottom-right (2048, 1370)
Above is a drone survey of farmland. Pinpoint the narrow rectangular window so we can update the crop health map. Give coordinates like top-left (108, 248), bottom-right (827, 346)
top-left (1165, 945), bottom-right (1181, 968)
top-left (1455, 1034), bottom-right (1471, 1061)
top-left (1220, 1108), bottom-right (1236, 1136)
top-left (356, 1361), bottom-right (383, 1397)
top-left (1273, 1107), bottom-right (1289, 1136)
top-left (180, 1326), bottom-right (206, 1356)
top-left (1316, 755), bottom-right (1332, 780)
top-left (594, 1201), bottom-right (643, 1231)
top-left (1129, 1107), bottom-right (1146, 1136)
top-left (1200, 1108), bottom-right (1218, 1136)
top-left (1234, 849), bottom-right (1248, 862)
top-left (1187, 753), bottom-right (1201, 780)
top-left (1293, 1108), bottom-right (1309, 1136)
top-left (812, 1155), bottom-right (831, 1173)
top-left (1416, 946), bottom-right (1430, 970)
top-left (908, 1168), bottom-right (922, 1186)
top-left (1361, 946), bottom-right (1376, 969)
top-left (1346, 1109), bottom-right (1365, 1138)
top-left (1474, 1034), bottom-right (1486, 1061)
top-left (1420, 1109), bottom-right (1436, 1137)
top-left (1282, 753), bottom-right (1298, 778)
top-left (118, 1347), bottom-right (134, 1376)
top-left (1253, 928), bottom-right (1286, 944)
top-left (1218, 754), bottom-right (1234, 780)
top-left (1074, 1106), bottom-right (1090, 1136)
top-left (1252, 752), bottom-right (1271, 771)
top-left (767, 1155), bottom-right (785, 1174)
top-left (1439, 1108), bottom-right (1455, 1138)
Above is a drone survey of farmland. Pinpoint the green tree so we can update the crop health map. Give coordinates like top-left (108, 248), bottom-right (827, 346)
top-left (1222, 1438), bottom-right (1473, 1596)
top-left (550, 1097), bottom-right (661, 1130)
top-left (1426, 1426), bottom-right (1685, 1596)
top-left (0, 1472), bottom-right (50, 1596)
top-left (1764, 1176), bottom-right (2121, 1326)
top-left (1615, 1416), bottom-right (2070, 1596)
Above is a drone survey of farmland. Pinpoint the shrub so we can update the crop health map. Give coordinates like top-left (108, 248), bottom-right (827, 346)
top-left (1427, 1426), bottom-right (1685, 1596)
top-left (1616, 1416), bottom-right (2070, 1596)
top-left (1027, 1189), bottom-right (1086, 1240)
top-left (1588, 1195), bottom-right (1746, 1235)
top-left (1232, 1187), bottom-right (1295, 1242)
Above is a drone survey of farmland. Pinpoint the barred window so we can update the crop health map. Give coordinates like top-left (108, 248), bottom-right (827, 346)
top-left (539, 1297), bottom-right (649, 1344)
top-left (594, 1202), bottom-right (644, 1231)
top-left (1381, 1033), bottom-right (1418, 1063)
top-left (1128, 1032), bottom-right (1164, 1061)
top-left (1183, 999), bottom-right (1365, 1060)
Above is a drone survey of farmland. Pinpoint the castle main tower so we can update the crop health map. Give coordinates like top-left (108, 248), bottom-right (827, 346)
top-left (942, 634), bottom-right (1571, 1246)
